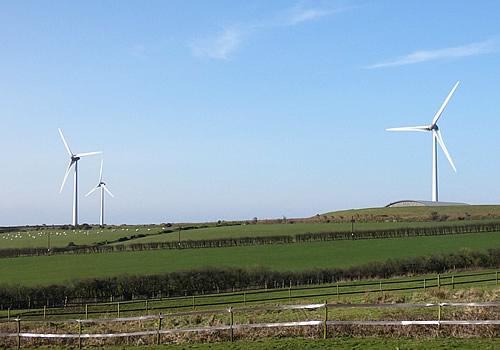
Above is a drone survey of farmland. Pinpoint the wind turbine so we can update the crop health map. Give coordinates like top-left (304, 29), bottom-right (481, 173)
top-left (86, 159), bottom-right (114, 226)
top-left (58, 128), bottom-right (102, 226)
top-left (386, 81), bottom-right (459, 202)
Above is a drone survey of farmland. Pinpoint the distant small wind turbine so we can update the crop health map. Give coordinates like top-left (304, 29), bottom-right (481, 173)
top-left (58, 128), bottom-right (102, 226)
top-left (386, 81), bottom-right (460, 202)
top-left (86, 159), bottom-right (114, 226)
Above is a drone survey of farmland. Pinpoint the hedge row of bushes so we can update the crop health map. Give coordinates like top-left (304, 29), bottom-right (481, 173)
top-left (1, 222), bottom-right (500, 258)
top-left (1, 248), bottom-right (498, 309)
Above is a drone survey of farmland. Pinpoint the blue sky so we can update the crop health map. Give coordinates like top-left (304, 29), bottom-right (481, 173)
top-left (1, 1), bottom-right (500, 225)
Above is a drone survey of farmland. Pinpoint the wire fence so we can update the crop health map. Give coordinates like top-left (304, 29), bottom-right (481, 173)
top-left (0, 302), bottom-right (498, 348)
top-left (3, 270), bottom-right (498, 321)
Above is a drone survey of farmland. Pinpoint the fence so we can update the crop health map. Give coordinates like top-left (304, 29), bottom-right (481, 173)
top-left (0, 302), bottom-right (498, 348)
top-left (4, 270), bottom-right (498, 321)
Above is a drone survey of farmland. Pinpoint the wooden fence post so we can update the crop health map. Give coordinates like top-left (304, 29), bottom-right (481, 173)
top-left (85, 304), bottom-right (88, 319)
top-left (323, 301), bottom-right (328, 339)
top-left (451, 276), bottom-right (454, 289)
top-left (145, 299), bottom-right (149, 312)
top-left (288, 287), bottom-right (292, 302)
top-left (78, 320), bottom-right (82, 349)
top-left (43, 305), bottom-right (46, 319)
top-left (117, 302), bottom-right (120, 317)
top-left (192, 295), bottom-right (195, 310)
top-left (7, 307), bottom-right (10, 320)
top-left (243, 292), bottom-right (246, 306)
top-left (379, 281), bottom-right (382, 292)
top-left (156, 314), bottom-right (162, 345)
top-left (437, 274), bottom-right (441, 289)
top-left (496, 271), bottom-right (498, 285)
top-left (229, 307), bottom-right (234, 342)
top-left (16, 318), bottom-right (21, 350)
top-left (336, 282), bottom-right (339, 298)
top-left (423, 278), bottom-right (426, 290)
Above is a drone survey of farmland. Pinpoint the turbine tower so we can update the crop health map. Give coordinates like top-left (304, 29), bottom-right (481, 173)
top-left (58, 128), bottom-right (102, 226)
top-left (86, 159), bottom-right (114, 226)
top-left (386, 81), bottom-right (459, 202)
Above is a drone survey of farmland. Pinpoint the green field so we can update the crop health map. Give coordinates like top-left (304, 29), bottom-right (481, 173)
top-left (0, 232), bottom-right (497, 286)
top-left (125, 220), bottom-right (491, 245)
top-left (0, 225), bottom-right (164, 249)
top-left (2, 219), bottom-right (497, 250)
top-left (2, 204), bottom-right (500, 250)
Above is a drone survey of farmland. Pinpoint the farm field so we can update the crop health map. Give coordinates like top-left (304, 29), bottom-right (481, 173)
top-left (0, 225), bottom-right (164, 249)
top-left (2, 218), bottom-right (499, 250)
top-left (2, 205), bottom-right (500, 249)
top-left (124, 220), bottom-right (494, 245)
top-left (0, 231), bottom-right (497, 286)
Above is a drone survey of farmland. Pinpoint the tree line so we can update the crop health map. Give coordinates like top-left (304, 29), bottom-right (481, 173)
top-left (0, 248), bottom-right (498, 310)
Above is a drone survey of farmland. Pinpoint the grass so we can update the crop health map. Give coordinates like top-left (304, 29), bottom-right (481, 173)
top-left (3, 204), bottom-right (500, 249)
top-left (124, 220), bottom-right (492, 245)
top-left (186, 338), bottom-right (499, 350)
top-left (10, 269), bottom-right (497, 321)
top-left (30, 337), bottom-right (500, 350)
top-left (323, 205), bottom-right (500, 222)
top-left (0, 225), bottom-right (164, 249)
top-left (3, 219), bottom-right (496, 249)
top-left (0, 232), bottom-right (498, 286)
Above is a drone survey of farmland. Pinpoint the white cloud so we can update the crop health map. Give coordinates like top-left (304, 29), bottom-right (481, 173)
top-left (286, 6), bottom-right (339, 25)
top-left (366, 40), bottom-right (496, 69)
top-left (190, 27), bottom-right (244, 60)
top-left (190, 4), bottom-right (340, 60)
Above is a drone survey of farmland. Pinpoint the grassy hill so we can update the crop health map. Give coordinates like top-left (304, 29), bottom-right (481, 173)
top-left (318, 205), bottom-right (500, 222)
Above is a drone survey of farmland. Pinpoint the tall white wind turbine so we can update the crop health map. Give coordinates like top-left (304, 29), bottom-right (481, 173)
top-left (86, 159), bottom-right (114, 226)
top-left (386, 81), bottom-right (459, 202)
top-left (58, 128), bottom-right (102, 226)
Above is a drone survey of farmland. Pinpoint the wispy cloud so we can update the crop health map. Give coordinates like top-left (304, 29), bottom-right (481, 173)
top-left (190, 27), bottom-right (244, 60)
top-left (366, 40), bottom-right (496, 69)
top-left (285, 5), bottom-right (340, 25)
top-left (190, 4), bottom-right (340, 60)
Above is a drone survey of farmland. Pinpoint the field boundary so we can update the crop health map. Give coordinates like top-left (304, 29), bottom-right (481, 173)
top-left (1, 302), bottom-right (498, 348)
top-left (4, 270), bottom-right (498, 320)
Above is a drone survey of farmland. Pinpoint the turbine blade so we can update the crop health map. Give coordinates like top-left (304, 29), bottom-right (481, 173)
top-left (60, 160), bottom-right (75, 193)
top-left (103, 185), bottom-right (114, 198)
top-left (386, 126), bottom-right (429, 132)
top-left (431, 81), bottom-right (460, 127)
top-left (85, 186), bottom-right (99, 197)
top-left (99, 159), bottom-right (103, 182)
top-left (435, 129), bottom-right (456, 172)
top-left (58, 128), bottom-right (73, 156)
top-left (75, 151), bottom-right (102, 157)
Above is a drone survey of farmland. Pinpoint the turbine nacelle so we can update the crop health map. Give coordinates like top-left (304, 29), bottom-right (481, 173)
top-left (58, 128), bottom-right (102, 194)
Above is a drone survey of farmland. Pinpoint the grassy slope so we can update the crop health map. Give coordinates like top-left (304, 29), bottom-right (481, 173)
top-left (2, 205), bottom-right (500, 249)
top-left (125, 220), bottom-right (491, 244)
top-left (322, 205), bottom-right (500, 222)
top-left (0, 232), bottom-right (497, 286)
